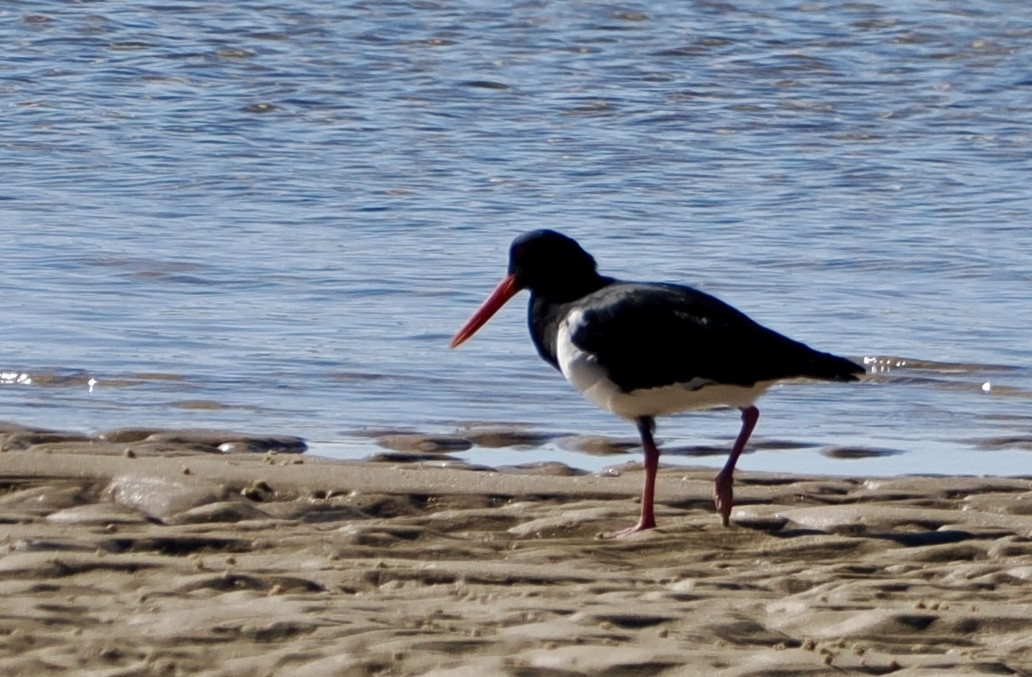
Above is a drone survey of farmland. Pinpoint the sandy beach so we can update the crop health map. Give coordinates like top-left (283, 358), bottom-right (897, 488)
top-left (2, 422), bottom-right (1031, 676)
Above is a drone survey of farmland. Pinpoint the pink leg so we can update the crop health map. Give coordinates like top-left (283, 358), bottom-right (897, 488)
top-left (607, 417), bottom-right (659, 538)
top-left (714, 406), bottom-right (759, 527)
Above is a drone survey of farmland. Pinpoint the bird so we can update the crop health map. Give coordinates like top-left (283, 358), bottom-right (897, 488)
top-left (450, 229), bottom-right (863, 536)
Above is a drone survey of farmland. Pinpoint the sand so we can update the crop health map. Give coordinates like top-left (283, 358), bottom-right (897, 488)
top-left (1, 423), bottom-right (1031, 676)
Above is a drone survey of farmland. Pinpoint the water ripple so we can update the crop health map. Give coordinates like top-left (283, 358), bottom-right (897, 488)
top-left (2, 0), bottom-right (1030, 476)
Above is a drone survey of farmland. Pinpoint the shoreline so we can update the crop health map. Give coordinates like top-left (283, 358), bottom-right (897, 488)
top-left (1, 425), bottom-right (1031, 675)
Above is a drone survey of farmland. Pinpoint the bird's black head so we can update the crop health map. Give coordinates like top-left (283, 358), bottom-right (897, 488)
top-left (450, 229), bottom-right (607, 349)
top-left (508, 230), bottom-right (602, 300)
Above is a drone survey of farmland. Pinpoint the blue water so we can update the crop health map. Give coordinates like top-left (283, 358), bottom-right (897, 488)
top-left (3, 1), bottom-right (1030, 477)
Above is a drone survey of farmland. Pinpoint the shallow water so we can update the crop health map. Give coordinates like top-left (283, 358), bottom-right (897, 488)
top-left (2, 1), bottom-right (1030, 476)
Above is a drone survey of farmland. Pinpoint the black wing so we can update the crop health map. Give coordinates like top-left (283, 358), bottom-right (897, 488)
top-left (570, 283), bottom-right (862, 393)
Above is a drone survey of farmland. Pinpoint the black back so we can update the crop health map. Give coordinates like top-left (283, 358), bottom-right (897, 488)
top-left (557, 282), bottom-right (863, 392)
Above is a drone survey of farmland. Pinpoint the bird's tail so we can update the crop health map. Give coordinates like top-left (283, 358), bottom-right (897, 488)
top-left (803, 351), bottom-right (865, 382)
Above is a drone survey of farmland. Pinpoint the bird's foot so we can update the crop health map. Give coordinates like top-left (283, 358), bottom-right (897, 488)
top-left (713, 471), bottom-right (734, 527)
top-left (603, 517), bottom-right (656, 539)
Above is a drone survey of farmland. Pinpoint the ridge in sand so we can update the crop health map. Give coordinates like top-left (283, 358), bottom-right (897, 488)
top-left (1, 423), bottom-right (1031, 675)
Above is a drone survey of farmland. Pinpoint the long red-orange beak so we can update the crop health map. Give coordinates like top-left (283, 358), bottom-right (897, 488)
top-left (450, 274), bottom-right (520, 348)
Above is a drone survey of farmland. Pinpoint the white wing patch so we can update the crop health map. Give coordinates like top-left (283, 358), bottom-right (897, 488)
top-left (556, 309), bottom-right (772, 420)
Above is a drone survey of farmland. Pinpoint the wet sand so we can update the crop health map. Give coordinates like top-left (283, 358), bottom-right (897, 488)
top-left (2, 423), bottom-right (1031, 676)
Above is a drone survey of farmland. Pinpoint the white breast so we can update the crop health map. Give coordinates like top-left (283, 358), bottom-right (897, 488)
top-left (556, 309), bottom-right (772, 420)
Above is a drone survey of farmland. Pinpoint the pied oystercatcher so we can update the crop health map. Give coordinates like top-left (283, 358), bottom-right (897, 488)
top-left (451, 230), bottom-right (863, 536)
